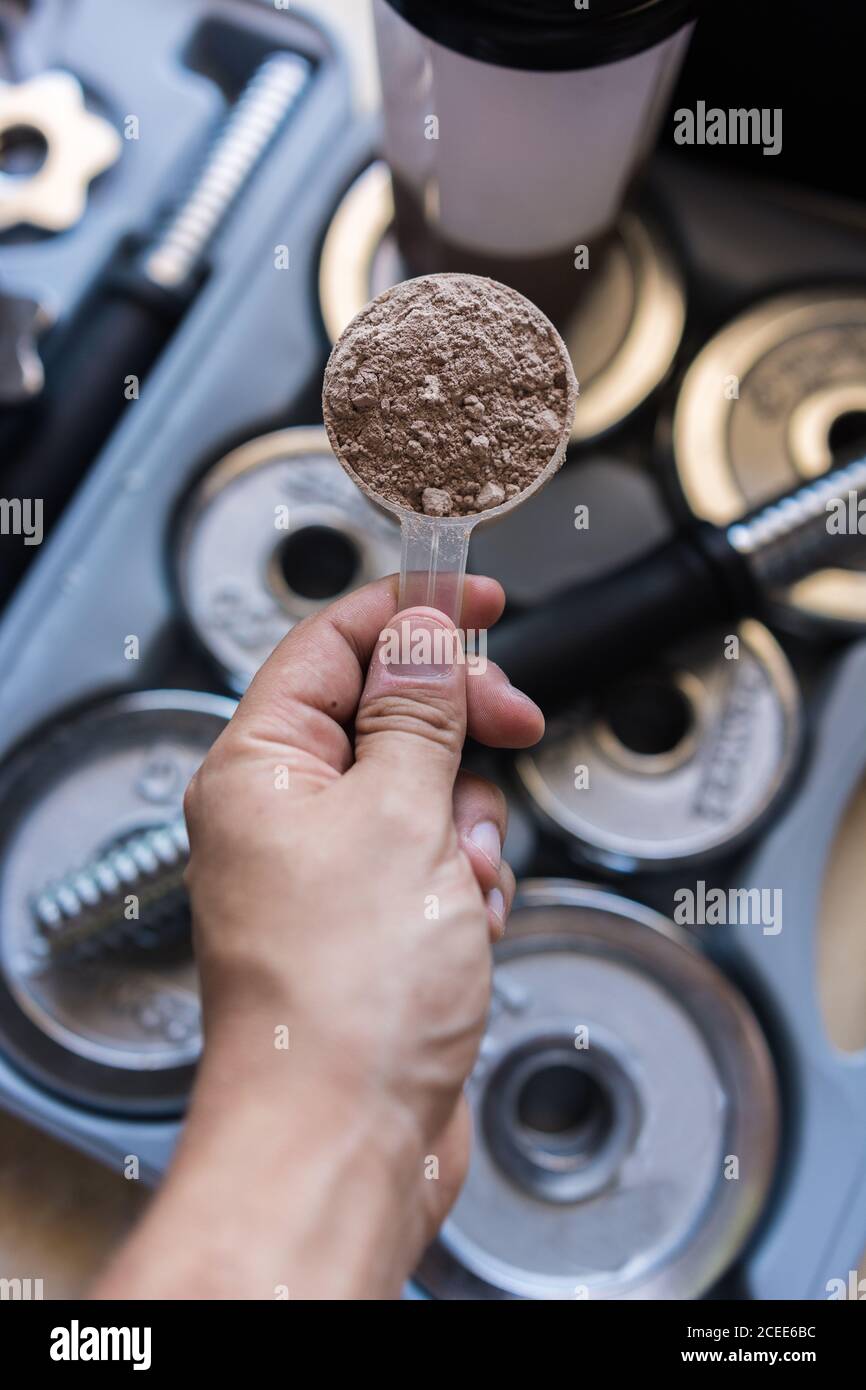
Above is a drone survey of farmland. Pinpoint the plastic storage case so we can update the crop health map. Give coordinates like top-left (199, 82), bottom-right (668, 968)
top-left (0, 0), bottom-right (865, 1300)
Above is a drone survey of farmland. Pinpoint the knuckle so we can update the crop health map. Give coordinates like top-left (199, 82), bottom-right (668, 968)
top-left (182, 738), bottom-right (237, 834)
top-left (182, 855), bottom-right (197, 899)
top-left (182, 771), bottom-right (201, 829)
top-left (357, 691), bottom-right (463, 758)
top-left (272, 743), bottom-right (341, 790)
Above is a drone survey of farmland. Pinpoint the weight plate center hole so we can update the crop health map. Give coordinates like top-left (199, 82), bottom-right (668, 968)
top-left (601, 673), bottom-right (695, 758)
top-left (828, 410), bottom-right (866, 460)
top-left (0, 123), bottom-right (49, 178)
top-left (482, 1039), bottom-right (640, 1203)
top-left (275, 525), bottom-right (361, 602)
top-left (516, 1062), bottom-right (613, 1158)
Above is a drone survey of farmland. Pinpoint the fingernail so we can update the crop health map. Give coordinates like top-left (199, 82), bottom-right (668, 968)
top-left (377, 615), bottom-right (457, 680)
top-left (469, 821), bottom-right (501, 870)
top-left (487, 887), bottom-right (505, 922)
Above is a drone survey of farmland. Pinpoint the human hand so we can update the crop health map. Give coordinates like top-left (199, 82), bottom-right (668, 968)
top-left (95, 574), bottom-right (543, 1300)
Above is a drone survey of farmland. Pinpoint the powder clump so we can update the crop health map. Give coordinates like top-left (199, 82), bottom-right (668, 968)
top-left (323, 274), bottom-right (576, 518)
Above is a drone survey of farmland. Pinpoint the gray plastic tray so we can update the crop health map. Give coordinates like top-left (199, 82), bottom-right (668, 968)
top-left (0, 0), bottom-right (865, 1303)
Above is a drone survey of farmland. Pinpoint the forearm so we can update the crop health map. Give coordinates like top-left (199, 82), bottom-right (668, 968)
top-left (92, 1039), bottom-right (426, 1301)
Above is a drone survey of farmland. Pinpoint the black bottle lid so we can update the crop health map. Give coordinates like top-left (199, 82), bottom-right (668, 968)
top-left (381, 0), bottom-right (702, 72)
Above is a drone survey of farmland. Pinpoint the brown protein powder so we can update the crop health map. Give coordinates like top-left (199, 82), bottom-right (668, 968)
top-left (322, 273), bottom-right (577, 518)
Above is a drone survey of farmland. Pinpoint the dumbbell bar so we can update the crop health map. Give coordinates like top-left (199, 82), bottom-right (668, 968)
top-left (489, 457), bottom-right (866, 713)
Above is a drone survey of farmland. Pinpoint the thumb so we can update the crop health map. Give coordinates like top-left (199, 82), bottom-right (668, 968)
top-left (353, 606), bottom-right (467, 800)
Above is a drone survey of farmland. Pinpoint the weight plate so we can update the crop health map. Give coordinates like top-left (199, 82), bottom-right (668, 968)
top-left (415, 879), bottom-right (779, 1301)
top-left (515, 621), bottom-right (802, 874)
top-left (176, 428), bottom-right (401, 692)
top-left (0, 690), bottom-right (235, 1114)
top-left (319, 162), bottom-right (685, 444)
top-left (672, 287), bottom-right (866, 630)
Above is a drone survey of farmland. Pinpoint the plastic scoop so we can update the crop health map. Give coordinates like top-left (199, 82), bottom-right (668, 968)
top-left (323, 273), bottom-right (577, 626)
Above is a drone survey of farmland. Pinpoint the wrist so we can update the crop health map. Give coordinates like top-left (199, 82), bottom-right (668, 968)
top-left (187, 1064), bottom-right (426, 1297)
top-left (193, 1010), bottom-right (427, 1175)
top-left (95, 1040), bottom-right (427, 1301)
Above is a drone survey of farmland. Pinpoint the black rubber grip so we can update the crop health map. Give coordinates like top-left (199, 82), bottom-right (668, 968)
top-left (487, 525), bottom-right (756, 713)
top-left (0, 287), bottom-right (183, 604)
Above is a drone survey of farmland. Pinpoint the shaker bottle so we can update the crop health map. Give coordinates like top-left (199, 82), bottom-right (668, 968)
top-left (373, 0), bottom-right (699, 318)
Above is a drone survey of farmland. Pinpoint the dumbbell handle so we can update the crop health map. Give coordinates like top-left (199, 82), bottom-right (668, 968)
top-left (489, 456), bottom-right (866, 712)
top-left (0, 53), bottom-right (309, 606)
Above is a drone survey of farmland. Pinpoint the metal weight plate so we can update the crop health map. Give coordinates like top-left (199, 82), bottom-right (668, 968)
top-left (176, 428), bottom-right (401, 691)
top-left (672, 288), bottom-right (866, 630)
top-left (516, 621), bottom-right (802, 874)
top-left (0, 690), bottom-right (235, 1114)
top-left (415, 879), bottom-right (779, 1301)
top-left (319, 162), bottom-right (685, 444)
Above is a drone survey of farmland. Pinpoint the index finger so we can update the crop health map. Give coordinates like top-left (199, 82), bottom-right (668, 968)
top-left (227, 574), bottom-right (506, 776)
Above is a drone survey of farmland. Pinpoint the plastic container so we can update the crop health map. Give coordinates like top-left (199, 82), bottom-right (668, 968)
top-left (373, 0), bottom-right (697, 316)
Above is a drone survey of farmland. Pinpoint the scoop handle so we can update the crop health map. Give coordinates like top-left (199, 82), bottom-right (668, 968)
top-left (398, 513), bottom-right (475, 625)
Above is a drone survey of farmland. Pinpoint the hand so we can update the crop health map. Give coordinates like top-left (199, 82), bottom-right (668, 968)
top-left (92, 575), bottom-right (543, 1300)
